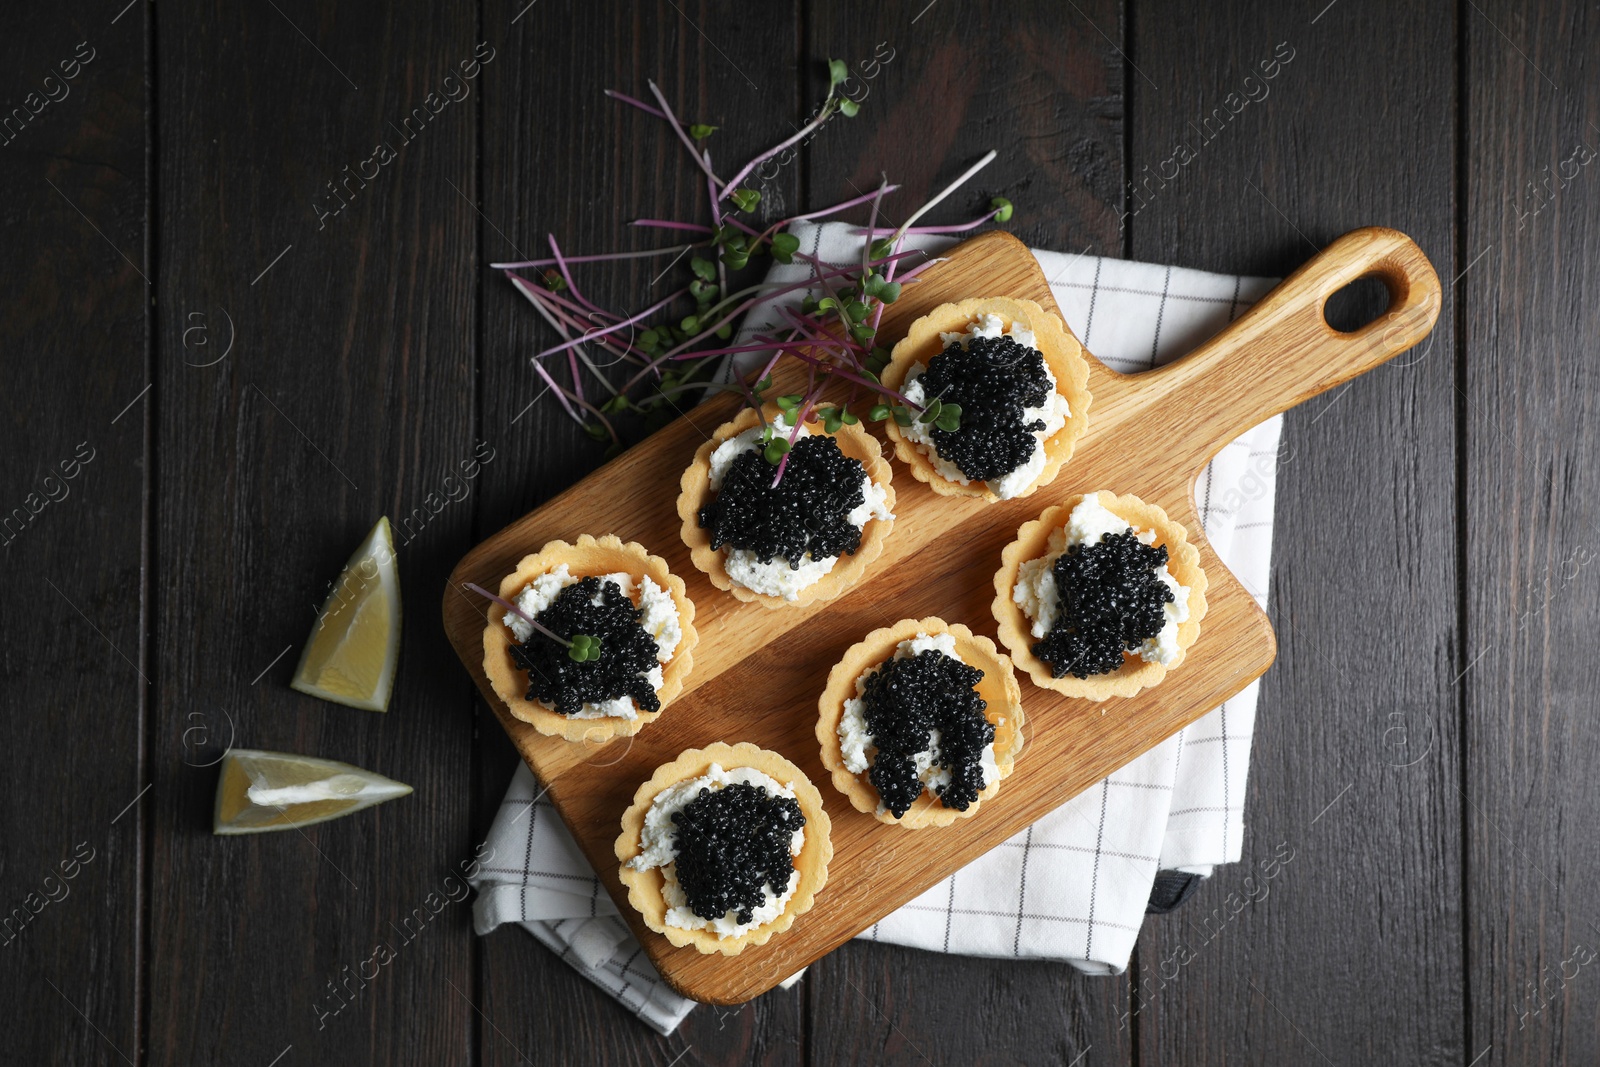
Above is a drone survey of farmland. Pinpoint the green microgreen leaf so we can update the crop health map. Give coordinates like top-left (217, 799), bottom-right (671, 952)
top-left (991, 196), bottom-right (1014, 223)
top-left (721, 249), bottom-right (749, 270)
top-left (688, 123), bottom-right (718, 139)
top-left (639, 328), bottom-right (660, 350)
top-left (815, 296), bottom-right (839, 313)
top-left (849, 323), bottom-right (876, 343)
top-left (680, 314), bottom-right (700, 334)
top-left (877, 281), bottom-right (901, 304)
top-left (582, 421), bottom-right (609, 441)
top-left (689, 279), bottom-right (718, 303)
top-left (892, 406), bottom-right (913, 427)
top-left (600, 394), bottom-right (631, 415)
top-left (540, 268), bottom-right (567, 292)
top-left (845, 300), bottom-right (871, 323)
top-left (870, 238), bottom-right (894, 261)
top-left (690, 256), bottom-right (716, 281)
top-left (840, 410), bottom-right (859, 425)
top-left (770, 232), bottom-right (800, 264)
top-left (828, 58), bottom-right (849, 86)
top-left (918, 398), bottom-right (943, 424)
top-left (715, 323), bottom-right (732, 340)
top-left (868, 403), bottom-right (891, 421)
top-left (763, 436), bottom-right (790, 464)
top-left (730, 187), bottom-right (761, 213)
top-left (838, 98), bottom-right (860, 118)
top-left (935, 402), bottom-right (962, 432)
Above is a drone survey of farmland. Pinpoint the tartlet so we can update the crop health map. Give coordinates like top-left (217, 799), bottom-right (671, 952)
top-left (615, 742), bottom-right (832, 956)
top-left (678, 404), bottom-right (896, 607)
top-left (881, 297), bottom-right (1092, 501)
top-left (993, 491), bottom-right (1208, 700)
top-left (816, 617), bottom-right (1025, 828)
top-left (481, 534), bottom-right (697, 742)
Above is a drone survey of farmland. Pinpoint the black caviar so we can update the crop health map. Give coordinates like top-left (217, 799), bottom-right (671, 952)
top-left (861, 649), bottom-right (994, 818)
top-left (918, 333), bottom-right (1053, 482)
top-left (672, 782), bottom-right (805, 925)
top-left (508, 576), bottom-right (661, 716)
top-left (698, 434), bottom-right (868, 567)
top-left (1032, 530), bottom-right (1174, 679)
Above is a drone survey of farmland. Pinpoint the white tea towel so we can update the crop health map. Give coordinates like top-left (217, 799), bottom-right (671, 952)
top-left (470, 222), bottom-right (1284, 1032)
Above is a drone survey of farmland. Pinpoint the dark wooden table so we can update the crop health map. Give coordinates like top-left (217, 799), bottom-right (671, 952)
top-left (4, 1), bottom-right (1596, 1063)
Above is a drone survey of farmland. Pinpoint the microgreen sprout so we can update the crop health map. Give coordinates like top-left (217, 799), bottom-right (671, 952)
top-left (496, 63), bottom-right (1020, 482)
top-left (463, 581), bottom-right (600, 661)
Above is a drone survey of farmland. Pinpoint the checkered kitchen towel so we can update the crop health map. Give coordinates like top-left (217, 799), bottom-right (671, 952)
top-left (470, 221), bottom-right (1284, 1034)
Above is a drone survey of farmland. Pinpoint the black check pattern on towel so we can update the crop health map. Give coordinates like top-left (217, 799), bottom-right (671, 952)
top-left (469, 223), bottom-right (1286, 1032)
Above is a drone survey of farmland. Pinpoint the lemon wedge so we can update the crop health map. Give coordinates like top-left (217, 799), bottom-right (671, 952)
top-left (291, 517), bottom-right (401, 712)
top-left (213, 749), bottom-right (412, 834)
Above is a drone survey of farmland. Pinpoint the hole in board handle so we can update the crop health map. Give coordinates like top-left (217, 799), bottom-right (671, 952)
top-left (1322, 274), bottom-right (1395, 334)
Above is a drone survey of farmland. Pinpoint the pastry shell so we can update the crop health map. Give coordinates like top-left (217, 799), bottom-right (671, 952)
top-left (993, 491), bottom-right (1208, 700)
top-left (614, 742), bottom-right (833, 956)
top-left (815, 617), bottom-right (1025, 829)
top-left (678, 404), bottom-right (896, 608)
top-left (481, 534), bottom-right (698, 742)
top-left (881, 297), bottom-right (1092, 501)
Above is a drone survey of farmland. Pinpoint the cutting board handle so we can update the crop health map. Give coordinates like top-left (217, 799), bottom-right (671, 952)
top-left (1148, 226), bottom-right (1441, 461)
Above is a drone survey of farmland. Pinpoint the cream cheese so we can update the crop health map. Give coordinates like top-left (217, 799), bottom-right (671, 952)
top-left (503, 564), bottom-right (680, 719)
top-left (1012, 495), bottom-right (1191, 664)
top-left (837, 632), bottom-right (1000, 809)
top-left (627, 763), bottom-right (805, 938)
top-left (902, 313), bottom-right (1070, 499)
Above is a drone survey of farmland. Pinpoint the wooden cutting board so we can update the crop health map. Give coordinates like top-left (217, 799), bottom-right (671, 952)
top-left (443, 226), bottom-right (1440, 1004)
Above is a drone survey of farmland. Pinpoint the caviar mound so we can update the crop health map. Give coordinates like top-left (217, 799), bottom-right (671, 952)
top-left (1032, 531), bottom-right (1175, 680)
top-left (481, 535), bottom-right (698, 743)
top-left (882, 297), bottom-right (1092, 501)
top-left (917, 334), bottom-right (1053, 482)
top-left (816, 618), bottom-right (1025, 829)
top-left (616, 742), bottom-right (833, 957)
top-left (672, 782), bottom-right (805, 926)
top-left (509, 575), bottom-right (662, 715)
top-left (678, 404), bottom-right (896, 608)
top-left (862, 650), bottom-right (992, 817)
top-left (992, 492), bottom-right (1209, 701)
top-left (697, 435), bottom-right (867, 566)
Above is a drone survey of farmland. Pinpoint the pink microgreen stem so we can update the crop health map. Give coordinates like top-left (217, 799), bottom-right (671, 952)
top-left (531, 358), bottom-right (582, 424)
top-left (463, 582), bottom-right (573, 647)
top-left (531, 286), bottom-right (690, 361)
top-left (852, 209), bottom-right (1001, 236)
top-left (603, 88), bottom-right (668, 121)
top-left (647, 80), bottom-right (724, 189)
top-left (887, 149), bottom-right (997, 247)
top-left (720, 95), bottom-right (840, 198)
top-left (490, 243), bottom-right (699, 269)
top-left (784, 185), bottom-right (902, 223)
top-left (629, 219), bottom-right (714, 234)
top-left (546, 234), bottom-right (605, 318)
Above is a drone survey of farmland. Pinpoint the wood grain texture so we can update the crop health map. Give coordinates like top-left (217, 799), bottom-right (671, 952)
top-left (1465, 2), bottom-right (1600, 1063)
top-left (472, 2), bottom-right (806, 1063)
top-left (0, 6), bottom-right (148, 1066)
top-left (1127, 3), bottom-right (1465, 1065)
top-left (801, 4), bottom-right (1134, 1060)
top-left (446, 225), bottom-right (1439, 1004)
top-left (148, 1), bottom-right (480, 1062)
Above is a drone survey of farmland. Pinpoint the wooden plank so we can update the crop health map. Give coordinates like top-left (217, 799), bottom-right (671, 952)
top-left (473, 2), bottom-right (806, 1061)
top-left (800, 4), bottom-right (1133, 1058)
top-left (0, 6), bottom-right (148, 1066)
top-left (1464, 3), bottom-right (1600, 1062)
top-left (147, 1), bottom-right (479, 1062)
top-left (1127, 2), bottom-right (1463, 1063)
